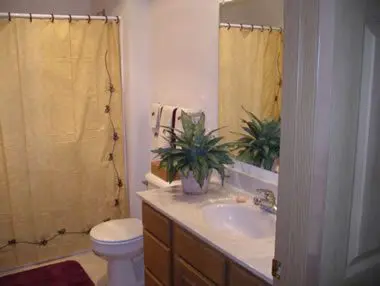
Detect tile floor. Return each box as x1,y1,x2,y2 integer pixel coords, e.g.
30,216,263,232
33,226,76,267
0,251,107,286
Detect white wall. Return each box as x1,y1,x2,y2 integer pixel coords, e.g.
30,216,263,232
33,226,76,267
151,0,219,130
220,0,283,27
92,0,219,218
0,0,92,14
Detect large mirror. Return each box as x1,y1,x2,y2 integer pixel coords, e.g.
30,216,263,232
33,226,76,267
218,0,284,173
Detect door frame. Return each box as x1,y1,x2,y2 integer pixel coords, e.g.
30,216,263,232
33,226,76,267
275,0,368,285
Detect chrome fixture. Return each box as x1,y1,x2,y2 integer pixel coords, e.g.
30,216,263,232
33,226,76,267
253,189,277,214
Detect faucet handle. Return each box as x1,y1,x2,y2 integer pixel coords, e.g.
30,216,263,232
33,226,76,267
255,189,276,203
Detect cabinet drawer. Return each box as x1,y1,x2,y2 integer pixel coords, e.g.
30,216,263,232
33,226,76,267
144,230,171,286
174,255,215,286
228,262,270,286
174,224,226,285
145,268,164,286
143,202,171,246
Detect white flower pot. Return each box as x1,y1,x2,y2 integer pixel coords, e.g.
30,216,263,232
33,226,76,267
180,172,210,195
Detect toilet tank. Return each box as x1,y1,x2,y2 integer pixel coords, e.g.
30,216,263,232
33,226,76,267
144,172,181,190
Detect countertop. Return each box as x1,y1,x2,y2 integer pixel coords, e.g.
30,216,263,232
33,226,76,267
137,183,275,284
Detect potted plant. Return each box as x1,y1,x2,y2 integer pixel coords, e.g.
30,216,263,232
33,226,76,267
232,107,281,171
152,111,233,195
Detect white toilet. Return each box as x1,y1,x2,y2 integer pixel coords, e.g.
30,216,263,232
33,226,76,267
90,218,144,286
89,173,178,286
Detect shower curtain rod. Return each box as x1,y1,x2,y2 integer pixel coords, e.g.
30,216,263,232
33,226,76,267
220,22,282,32
0,12,119,22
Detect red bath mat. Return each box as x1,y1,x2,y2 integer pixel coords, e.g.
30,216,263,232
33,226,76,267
0,260,94,286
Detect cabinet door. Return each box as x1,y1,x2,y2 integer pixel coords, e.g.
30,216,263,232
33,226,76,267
143,202,172,246
174,224,226,285
146,268,164,286
174,256,215,286
144,230,171,285
229,262,269,286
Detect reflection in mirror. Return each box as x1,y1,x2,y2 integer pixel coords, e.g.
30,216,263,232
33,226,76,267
218,0,283,173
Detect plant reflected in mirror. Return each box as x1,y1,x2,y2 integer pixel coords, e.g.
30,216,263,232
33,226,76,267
231,107,280,171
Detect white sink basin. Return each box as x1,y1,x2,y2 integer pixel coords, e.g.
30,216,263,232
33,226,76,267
202,204,276,239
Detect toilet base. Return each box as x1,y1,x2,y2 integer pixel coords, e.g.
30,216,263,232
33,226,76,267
107,255,144,286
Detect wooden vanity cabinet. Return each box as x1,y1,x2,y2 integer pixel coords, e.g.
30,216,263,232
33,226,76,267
174,256,215,286
142,202,171,245
142,202,271,286
144,230,171,285
173,224,226,285
143,203,172,286
228,262,269,286
146,268,164,286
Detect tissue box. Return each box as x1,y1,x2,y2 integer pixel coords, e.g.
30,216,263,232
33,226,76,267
151,161,180,182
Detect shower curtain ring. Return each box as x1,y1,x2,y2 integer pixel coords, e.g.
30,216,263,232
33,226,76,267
240,24,243,31
29,13,32,22
8,12,11,22
269,26,273,33
105,16,108,23
68,14,72,23
227,23,231,30
251,24,254,32
50,13,54,23
116,16,120,24
87,15,91,23
261,25,264,32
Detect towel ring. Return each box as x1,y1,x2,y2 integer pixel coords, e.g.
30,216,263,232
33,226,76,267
50,13,54,23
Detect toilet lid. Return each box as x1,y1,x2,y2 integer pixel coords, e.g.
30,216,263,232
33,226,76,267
90,218,143,243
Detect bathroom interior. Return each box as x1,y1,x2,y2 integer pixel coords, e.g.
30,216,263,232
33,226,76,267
1,0,380,286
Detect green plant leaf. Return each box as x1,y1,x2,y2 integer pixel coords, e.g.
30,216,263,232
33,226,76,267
194,113,206,136
151,110,233,186
242,106,262,128
233,107,281,170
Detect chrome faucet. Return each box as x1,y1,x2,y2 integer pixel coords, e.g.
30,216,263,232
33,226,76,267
253,189,277,214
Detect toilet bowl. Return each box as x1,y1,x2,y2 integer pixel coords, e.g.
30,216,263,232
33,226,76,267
90,218,144,286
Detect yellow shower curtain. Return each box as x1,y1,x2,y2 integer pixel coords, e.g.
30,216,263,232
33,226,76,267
219,28,283,142
0,18,127,269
